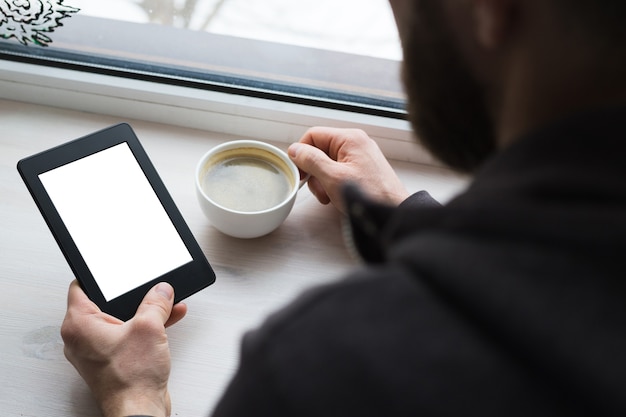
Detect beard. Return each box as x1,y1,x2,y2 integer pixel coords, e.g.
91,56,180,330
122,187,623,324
401,1,496,173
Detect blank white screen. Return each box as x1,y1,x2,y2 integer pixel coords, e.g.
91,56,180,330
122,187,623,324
39,142,193,301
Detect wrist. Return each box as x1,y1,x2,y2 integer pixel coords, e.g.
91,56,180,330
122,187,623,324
100,389,169,417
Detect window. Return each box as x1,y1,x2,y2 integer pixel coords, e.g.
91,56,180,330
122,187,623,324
0,0,406,118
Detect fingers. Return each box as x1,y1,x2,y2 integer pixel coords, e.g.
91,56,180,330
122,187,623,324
62,280,118,365
62,281,90,352
288,144,334,205
298,126,340,154
65,280,185,328
165,303,188,328
289,127,373,212
135,282,176,326
298,126,368,157
288,141,336,181
66,280,93,308
65,280,104,321
307,177,331,205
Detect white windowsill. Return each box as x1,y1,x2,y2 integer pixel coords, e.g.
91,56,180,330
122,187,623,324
0,59,438,165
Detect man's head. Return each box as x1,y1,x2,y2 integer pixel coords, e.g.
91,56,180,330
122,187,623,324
389,0,626,173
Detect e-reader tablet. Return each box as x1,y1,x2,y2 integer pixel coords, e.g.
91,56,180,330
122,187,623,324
17,123,215,321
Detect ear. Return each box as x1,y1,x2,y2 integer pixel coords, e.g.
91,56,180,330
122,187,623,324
472,0,518,49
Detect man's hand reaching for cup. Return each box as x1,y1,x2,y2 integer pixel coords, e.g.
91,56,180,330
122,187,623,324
288,127,409,213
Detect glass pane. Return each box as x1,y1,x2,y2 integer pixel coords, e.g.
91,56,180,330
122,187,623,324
0,0,405,117
72,0,401,60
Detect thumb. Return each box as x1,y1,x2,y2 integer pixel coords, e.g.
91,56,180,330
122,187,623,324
288,143,336,181
135,282,175,325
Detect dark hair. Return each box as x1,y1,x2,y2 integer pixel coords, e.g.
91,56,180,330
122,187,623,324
553,1,626,45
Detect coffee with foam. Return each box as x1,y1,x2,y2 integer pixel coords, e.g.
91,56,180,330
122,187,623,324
201,153,292,212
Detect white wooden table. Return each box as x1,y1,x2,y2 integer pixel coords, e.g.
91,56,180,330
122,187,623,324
0,99,466,416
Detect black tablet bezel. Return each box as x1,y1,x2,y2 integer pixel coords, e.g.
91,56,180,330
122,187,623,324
17,123,215,321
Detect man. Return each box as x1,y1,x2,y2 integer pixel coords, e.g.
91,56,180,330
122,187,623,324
61,0,626,416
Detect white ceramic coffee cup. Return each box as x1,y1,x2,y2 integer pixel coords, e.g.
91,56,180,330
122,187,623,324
196,140,307,238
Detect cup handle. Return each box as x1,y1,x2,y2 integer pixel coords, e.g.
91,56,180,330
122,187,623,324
299,173,311,190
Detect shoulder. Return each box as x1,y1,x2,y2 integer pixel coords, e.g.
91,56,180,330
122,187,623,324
245,264,426,350
217,260,585,416
215,266,433,416
234,265,524,415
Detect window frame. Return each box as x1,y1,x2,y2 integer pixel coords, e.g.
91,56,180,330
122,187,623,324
0,14,436,165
